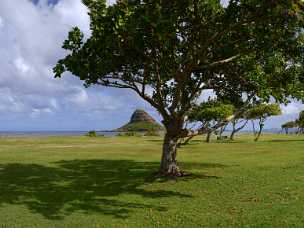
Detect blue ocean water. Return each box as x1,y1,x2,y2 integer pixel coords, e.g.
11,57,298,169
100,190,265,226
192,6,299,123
0,128,287,137
0,131,119,137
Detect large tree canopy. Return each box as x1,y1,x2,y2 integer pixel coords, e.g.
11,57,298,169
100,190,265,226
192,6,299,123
54,0,304,176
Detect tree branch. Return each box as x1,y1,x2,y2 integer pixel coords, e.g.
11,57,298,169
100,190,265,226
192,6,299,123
208,55,240,67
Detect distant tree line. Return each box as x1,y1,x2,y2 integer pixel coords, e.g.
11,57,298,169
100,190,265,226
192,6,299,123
181,99,304,143
281,111,304,135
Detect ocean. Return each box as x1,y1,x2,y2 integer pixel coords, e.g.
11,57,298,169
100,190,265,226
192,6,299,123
0,128,289,137
0,131,119,137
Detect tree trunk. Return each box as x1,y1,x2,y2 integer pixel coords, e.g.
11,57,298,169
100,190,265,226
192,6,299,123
230,120,237,141
254,128,262,141
252,120,257,137
206,130,212,143
230,130,236,141
159,117,184,176
179,134,195,146
219,124,227,138
254,121,264,142
159,133,182,176
230,119,248,141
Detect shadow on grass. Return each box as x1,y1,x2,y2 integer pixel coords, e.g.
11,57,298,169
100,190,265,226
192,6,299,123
146,138,246,145
0,159,223,220
179,139,246,146
266,139,304,143
145,139,163,143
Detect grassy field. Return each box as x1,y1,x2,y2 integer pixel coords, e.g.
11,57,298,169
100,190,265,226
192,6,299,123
0,134,304,227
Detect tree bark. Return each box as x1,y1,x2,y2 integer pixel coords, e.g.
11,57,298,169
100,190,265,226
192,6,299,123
206,130,212,143
230,119,248,141
254,120,264,142
230,120,237,141
219,124,227,138
159,133,181,176
179,134,195,146
159,117,184,176
252,120,257,137
230,130,236,141
254,127,263,141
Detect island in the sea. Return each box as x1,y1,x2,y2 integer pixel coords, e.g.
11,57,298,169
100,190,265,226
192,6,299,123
116,109,164,132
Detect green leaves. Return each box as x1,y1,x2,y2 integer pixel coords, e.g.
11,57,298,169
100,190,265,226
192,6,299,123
188,100,234,123
246,103,282,120
53,0,304,119
282,121,298,129
298,110,304,126
62,27,84,51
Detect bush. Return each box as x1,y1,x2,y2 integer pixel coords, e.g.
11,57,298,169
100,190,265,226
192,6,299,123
85,130,97,137
117,132,141,137
144,130,160,136
216,136,228,141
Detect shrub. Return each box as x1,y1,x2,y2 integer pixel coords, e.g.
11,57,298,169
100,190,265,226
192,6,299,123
85,130,97,137
125,132,141,137
117,132,141,137
144,130,160,136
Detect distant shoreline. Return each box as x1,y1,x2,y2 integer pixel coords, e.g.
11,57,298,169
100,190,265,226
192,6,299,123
0,131,118,137
0,128,290,137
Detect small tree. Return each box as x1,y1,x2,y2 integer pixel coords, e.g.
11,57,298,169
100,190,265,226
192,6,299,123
228,99,250,141
297,111,304,134
230,117,248,141
281,121,298,135
188,100,234,143
86,130,98,137
246,104,282,141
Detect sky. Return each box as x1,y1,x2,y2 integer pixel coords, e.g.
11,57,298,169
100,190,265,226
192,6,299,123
0,0,303,131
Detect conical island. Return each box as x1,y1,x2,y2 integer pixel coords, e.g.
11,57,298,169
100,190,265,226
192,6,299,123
117,109,163,132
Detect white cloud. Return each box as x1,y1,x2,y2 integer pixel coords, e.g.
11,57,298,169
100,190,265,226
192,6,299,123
14,57,31,74
107,0,116,5
30,107,53,119
50,98,59,110
68,87,89,105
107,0,229,7
197,89,217,103
0,16,4,28
281,102,304,115
221,0,230,7
0,0,151,130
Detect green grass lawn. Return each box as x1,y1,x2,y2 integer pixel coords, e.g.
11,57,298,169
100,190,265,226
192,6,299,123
0,134,304,227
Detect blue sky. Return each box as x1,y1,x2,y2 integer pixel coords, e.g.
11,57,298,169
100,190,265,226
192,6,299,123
0,0,303,131
31,0,60,5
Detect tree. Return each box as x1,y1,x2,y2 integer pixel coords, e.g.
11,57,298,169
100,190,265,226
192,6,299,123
281,121,297,134
230,117,248,141
246,104,282,141
54,0,304,176
226,98,249,141
188,100,234,143
297,111,304,134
